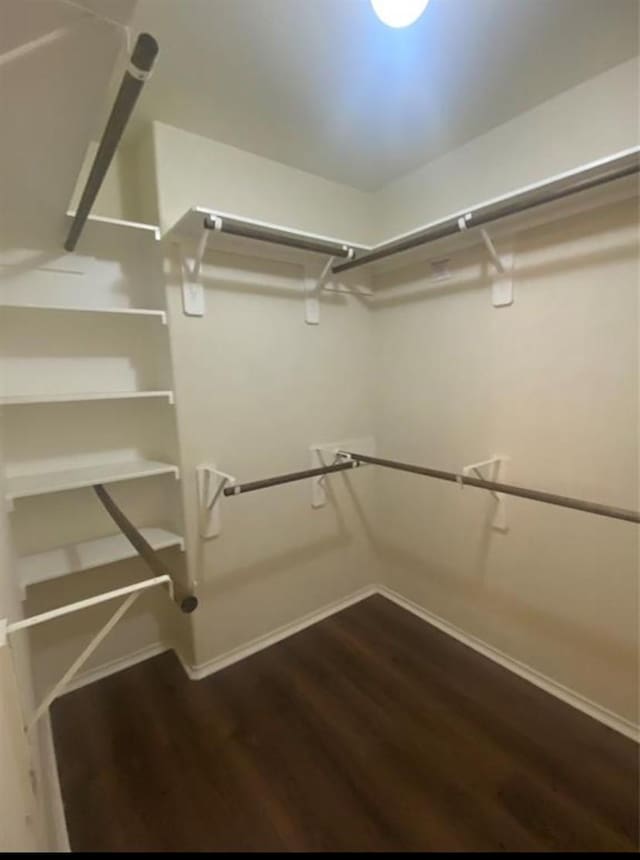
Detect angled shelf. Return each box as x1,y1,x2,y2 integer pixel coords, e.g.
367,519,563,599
18,528,184,589
5,459,179,505
0,391,174,406
0,303,167,323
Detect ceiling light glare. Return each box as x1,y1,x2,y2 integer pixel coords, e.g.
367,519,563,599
371,0,430,28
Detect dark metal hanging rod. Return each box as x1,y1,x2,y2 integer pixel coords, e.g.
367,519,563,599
203,214,355,258
64,33,159,252
223,452,640,525
223,459,361,497
332,149,640,274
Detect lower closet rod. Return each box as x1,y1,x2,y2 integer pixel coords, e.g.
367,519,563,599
223,452,639,524
345,453,640,525
223,459,361,496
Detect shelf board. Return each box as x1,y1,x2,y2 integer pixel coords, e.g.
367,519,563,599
65,211,161,241
19,528,184,588
166,206,371,267
0,303,167,322
0,391,174,406
5,459,179,504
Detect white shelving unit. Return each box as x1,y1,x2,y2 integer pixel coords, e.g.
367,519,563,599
18,528,184,589
0,391,174,406
1,213,186,594
5,460,179,505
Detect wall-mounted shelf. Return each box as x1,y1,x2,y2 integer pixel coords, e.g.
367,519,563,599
335,147,640,278
0,303,167,323
65,211,161,243
5,459,179,505
0,391,174,406
164,149,639,294
18,528,184,589
166,205,370,268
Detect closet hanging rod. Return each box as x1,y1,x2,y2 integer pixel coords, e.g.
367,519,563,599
94,484,198,613
223,451,639,524
332,149,640,274
223,459,361,496
203,214,355,258
64,32,159,252
344,453,640,524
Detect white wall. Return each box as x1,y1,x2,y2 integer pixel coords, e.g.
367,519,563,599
151,121,374,243
68,137,157,226
372,196,639,723
146,120,381,668
163,249,378,668
374,58,640,241
363,55,639,727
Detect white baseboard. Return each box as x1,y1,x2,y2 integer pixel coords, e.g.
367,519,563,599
180,585,378,681
377,584,639,743
61,642,169,696
39,713,70,852
51,583,637,744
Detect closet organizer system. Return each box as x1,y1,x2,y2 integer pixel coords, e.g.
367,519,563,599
2,33,193,732
2,32,640,728
197,146,640,527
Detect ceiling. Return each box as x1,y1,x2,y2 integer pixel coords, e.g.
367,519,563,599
129,0,639,191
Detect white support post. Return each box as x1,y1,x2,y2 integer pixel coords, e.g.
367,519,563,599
27,591,140,731
196,464,236,538
0,575,174,730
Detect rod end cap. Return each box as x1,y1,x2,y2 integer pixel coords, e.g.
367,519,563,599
180,595,199,614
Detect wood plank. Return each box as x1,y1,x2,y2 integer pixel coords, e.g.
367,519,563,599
51,595,639,852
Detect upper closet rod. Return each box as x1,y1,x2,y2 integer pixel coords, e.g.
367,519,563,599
64,33,158,252
203,214,355,258
332,149,640,274
224,452,639,524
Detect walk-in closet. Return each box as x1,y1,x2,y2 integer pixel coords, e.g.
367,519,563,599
1,0,638,852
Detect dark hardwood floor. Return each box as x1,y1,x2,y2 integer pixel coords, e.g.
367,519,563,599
51,595,639,852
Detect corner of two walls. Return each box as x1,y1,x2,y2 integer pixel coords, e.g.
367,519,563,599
150,121,381,670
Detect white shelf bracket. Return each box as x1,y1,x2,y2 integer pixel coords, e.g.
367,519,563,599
458,214,513,308
462,455,509,532
179,216,222,317
309,435,375,508
304,248,355,325
196,464,236,539
480,228,513,308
